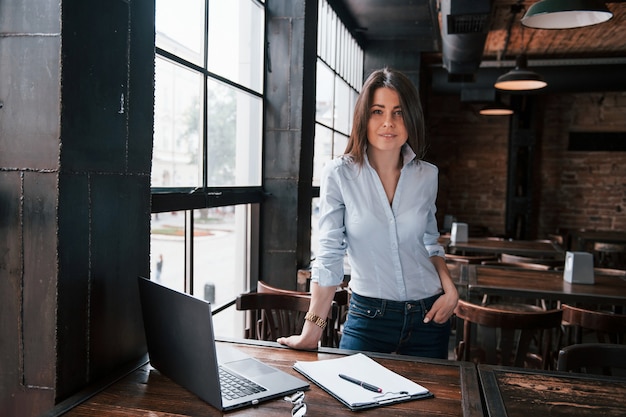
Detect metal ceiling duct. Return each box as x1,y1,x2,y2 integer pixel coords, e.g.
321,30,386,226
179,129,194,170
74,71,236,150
440,0,492,79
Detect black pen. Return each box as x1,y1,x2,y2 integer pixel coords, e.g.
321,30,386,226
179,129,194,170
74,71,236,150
338,373,382,393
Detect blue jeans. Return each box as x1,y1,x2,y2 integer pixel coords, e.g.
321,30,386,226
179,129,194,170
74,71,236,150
339,292,451,359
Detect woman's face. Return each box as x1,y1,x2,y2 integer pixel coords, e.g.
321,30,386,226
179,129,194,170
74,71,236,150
366,87,408,154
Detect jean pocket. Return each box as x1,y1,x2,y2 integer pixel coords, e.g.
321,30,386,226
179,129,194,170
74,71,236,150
428,317,452,328
348,299,381,319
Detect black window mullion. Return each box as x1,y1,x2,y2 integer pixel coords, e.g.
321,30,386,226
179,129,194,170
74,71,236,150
203,0,209,188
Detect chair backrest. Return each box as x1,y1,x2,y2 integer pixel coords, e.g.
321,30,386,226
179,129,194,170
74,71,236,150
454,299,563,369
256,280,349,347
445,254,498,264
557,343,626,377
257,280,310,296
236,292,312,341
257,280,350,305
553,266,626,277
561,304,626,344
593,242,626,269
500,253,563,267
593,267,626,277
593,242,626,253
480,261,552,270
235,292,339,347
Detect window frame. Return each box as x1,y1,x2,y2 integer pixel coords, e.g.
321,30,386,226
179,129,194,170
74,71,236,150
151,0,266,309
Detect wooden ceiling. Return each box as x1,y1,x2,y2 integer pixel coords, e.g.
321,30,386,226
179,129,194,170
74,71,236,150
331,0,626,66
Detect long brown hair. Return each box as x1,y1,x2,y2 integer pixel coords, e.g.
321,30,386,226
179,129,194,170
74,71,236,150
344,68,425,164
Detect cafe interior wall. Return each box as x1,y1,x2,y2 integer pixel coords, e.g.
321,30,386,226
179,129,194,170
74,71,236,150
426,90,626,241
0,1,154,416
426,94,510,237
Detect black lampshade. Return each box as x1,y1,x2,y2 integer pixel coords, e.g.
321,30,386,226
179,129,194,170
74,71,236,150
494,55,547,91
479,101,514,116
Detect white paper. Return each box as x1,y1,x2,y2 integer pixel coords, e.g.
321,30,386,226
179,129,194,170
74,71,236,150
293,353,430,407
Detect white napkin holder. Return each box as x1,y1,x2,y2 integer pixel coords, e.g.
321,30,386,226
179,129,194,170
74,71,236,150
450,222,468,244
563,251,594,284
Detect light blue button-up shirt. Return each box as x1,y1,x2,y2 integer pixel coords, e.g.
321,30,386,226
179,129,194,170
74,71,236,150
312,144,446,301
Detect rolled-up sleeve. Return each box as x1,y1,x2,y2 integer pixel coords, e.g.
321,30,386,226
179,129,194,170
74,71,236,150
311,161,348,287
424,194,445,258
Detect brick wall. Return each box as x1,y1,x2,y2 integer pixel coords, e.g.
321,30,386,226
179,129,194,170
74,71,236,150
426,92,626,240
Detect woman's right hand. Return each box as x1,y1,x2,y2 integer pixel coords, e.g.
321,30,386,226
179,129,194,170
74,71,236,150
277,321,325,350
277,281,339,350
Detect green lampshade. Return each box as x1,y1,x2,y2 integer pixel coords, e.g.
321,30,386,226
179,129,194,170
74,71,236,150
494,55,547,91
521,0,613,29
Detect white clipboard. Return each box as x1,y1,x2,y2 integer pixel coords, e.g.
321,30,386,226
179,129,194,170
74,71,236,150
293,353,433,411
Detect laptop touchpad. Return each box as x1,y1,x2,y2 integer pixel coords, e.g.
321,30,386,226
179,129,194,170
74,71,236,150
226,358,278,378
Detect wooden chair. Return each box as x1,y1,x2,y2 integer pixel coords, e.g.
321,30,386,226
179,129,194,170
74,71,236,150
593,267,626,277
480,261,552,271
593,242,626,269
553,266,626,277
547,233,565,247
561,304,626,345
257,280,349,304
500,253,563,267
445,253,498,264
235,292,340,348
557,343,626,377
454,299,563,369
257,280,310,297
477,262,553,309
257,280,349,343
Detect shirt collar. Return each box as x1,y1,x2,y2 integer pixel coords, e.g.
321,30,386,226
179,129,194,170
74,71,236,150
401,143,417,167
363,143,417,169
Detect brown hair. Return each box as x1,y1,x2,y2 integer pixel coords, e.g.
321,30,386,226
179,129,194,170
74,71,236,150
344,67,425,164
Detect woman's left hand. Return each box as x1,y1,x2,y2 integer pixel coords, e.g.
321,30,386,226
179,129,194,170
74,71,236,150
423,289,458,324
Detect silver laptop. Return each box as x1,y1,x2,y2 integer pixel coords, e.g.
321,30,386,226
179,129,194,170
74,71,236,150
137,276,309,411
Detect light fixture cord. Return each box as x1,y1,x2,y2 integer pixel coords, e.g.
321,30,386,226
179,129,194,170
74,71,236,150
501,0,524,60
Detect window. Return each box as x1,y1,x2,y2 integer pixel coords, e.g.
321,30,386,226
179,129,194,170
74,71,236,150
313,1,363,186
312,0,363,258
151,0,265,338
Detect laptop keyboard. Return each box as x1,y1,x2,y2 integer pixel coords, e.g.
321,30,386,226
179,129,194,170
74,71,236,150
219,366,267,400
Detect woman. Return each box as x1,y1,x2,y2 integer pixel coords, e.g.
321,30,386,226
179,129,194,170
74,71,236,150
278,68,458,359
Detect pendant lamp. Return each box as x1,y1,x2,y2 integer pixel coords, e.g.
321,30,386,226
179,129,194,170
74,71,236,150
494,54,547,91
521,0,613,29
479,101,514,116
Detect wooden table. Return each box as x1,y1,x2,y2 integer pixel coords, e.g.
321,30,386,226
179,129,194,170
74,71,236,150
467,265,626,307
570,229,626,251
49,339,484,417
478,364,626,417
447,238,564,258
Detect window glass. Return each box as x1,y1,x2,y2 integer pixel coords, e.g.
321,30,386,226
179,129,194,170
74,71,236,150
208,0,265,93
316,62,335,127
153,58,203,187
311,197,320,259
349,88,358,133
155,0,205,66
334,76,351,135
206,79,262,186
313,124,333,187
192,205,249,337
150,211,186,293
333,132,348,159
